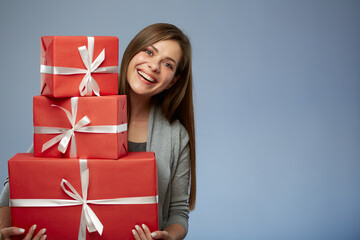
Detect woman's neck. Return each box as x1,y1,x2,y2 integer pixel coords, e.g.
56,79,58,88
127,91,151,143
129,91,151,120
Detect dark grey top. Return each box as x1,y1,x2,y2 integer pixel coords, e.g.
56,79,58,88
128,141,147,152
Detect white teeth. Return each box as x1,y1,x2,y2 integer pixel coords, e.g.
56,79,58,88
138,71,155,83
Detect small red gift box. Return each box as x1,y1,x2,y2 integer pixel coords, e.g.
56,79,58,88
9,152,159,240
33,95,127,159
41,36,119,97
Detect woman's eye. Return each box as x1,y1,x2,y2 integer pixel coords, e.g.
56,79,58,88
145,49,153,56
164,62,173,70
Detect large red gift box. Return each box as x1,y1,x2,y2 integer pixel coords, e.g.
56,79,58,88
41,36,119,97
33,95,127,159
9,152,159,240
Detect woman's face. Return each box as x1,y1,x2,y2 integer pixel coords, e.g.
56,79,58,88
127,40,182,99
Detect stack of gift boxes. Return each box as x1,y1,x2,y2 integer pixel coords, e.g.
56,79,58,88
8,36,159,239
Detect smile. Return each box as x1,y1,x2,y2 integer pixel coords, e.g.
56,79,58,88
137,70,155,83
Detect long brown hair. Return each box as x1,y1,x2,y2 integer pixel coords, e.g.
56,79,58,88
119,23,196,210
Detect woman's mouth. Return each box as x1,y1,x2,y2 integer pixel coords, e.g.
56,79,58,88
137,70,155,83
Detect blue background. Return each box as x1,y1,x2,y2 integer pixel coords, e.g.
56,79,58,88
1,0,360,239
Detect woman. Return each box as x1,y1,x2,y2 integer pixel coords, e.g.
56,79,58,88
0,23,196,240
120,23,196,240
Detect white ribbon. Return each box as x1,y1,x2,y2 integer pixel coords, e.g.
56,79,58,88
40,36,119,96
34,97,127,158
10,159,158,240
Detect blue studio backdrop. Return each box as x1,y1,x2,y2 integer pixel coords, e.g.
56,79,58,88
0,1,359,239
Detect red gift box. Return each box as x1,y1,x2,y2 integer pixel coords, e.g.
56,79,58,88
9,152,159,240
41,36,119,97
33,95,127,159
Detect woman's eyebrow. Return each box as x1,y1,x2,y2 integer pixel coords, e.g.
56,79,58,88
149,45,159,53
149,45,177,65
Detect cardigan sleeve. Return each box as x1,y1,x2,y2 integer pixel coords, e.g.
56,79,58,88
163,124,191,233
0,180,9,207
147,105,191,233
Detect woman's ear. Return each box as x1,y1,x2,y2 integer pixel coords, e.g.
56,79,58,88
166,75,180,89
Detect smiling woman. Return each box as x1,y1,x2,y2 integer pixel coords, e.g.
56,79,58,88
119,23,196,240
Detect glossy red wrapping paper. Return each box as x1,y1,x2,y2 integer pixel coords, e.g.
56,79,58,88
8,152,159,239
41,36,119,97
33,95,127,159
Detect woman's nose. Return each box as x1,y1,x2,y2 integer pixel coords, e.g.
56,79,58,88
148,59,160,72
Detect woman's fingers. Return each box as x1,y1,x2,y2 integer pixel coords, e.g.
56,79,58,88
132,226,141,240
32,228,46,240
135,225,146,239
40,234,48,240
151,230,170,240
1,227,25,240
141,224,154,239
1,225,47,240
132,224,153,240
22,224,37,240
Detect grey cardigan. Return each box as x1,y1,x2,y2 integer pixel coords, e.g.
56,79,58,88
0,104,191,232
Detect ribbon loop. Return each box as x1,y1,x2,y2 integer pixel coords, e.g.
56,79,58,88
58,131,74,154
61,179,83,202
78,46,91,70
51,104,74,125
91,49,105,71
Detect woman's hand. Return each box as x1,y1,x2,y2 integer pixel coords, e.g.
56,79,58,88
132,224,174,240
0,224,47,240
